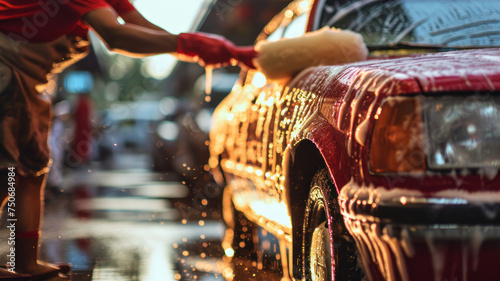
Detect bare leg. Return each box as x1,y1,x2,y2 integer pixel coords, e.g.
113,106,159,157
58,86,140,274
14,173,44,273
0,171,67,280
13,173,66,279
0,171,24,277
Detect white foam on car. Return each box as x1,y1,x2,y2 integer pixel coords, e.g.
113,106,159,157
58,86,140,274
254,27,368,80
339,180,500,281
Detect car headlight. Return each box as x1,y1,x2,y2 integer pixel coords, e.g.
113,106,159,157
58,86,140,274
369,95,500,173
425,96,500,169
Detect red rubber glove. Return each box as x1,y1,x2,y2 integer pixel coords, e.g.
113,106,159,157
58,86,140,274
232,46,257,69
177,32,235,67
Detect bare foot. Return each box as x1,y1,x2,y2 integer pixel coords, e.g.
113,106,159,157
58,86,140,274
0,267,29,279
36,261,70,273
11,261,69,279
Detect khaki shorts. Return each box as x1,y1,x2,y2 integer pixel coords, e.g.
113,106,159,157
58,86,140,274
0,32,88,176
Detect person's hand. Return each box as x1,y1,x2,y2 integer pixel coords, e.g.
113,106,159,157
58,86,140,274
177,32,236,67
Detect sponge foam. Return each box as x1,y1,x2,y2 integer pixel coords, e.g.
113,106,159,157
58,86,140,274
254,27,368,80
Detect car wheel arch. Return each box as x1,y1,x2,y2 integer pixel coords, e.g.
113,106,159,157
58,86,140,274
286,139,339,279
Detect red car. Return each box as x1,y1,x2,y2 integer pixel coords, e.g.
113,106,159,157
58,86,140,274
209,0,500,280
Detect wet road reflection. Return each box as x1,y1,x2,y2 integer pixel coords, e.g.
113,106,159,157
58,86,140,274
0,153,283,280
0,153,224,281
173,239,283,281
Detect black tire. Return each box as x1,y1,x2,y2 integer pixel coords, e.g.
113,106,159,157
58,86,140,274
303,169,363,281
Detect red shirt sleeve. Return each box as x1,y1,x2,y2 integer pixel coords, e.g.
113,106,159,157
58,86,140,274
108,0,136,16
0,0,136,42
67,0,136,17
67,0,136,37
66,0,111,18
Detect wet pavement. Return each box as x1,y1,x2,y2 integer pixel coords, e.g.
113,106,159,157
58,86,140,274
0,152,274,281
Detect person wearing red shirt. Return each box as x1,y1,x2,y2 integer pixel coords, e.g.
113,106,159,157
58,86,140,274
0,0,257,280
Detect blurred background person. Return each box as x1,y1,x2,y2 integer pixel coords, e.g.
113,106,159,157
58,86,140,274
71,91,95,167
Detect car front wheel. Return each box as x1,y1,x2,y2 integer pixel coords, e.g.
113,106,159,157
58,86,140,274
303,169,363,281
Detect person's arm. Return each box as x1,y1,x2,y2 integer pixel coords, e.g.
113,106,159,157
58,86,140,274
119,9,165,32
82,7,177,57
82,7,257,67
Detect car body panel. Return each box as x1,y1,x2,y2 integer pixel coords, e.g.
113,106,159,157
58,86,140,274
211,48,500,238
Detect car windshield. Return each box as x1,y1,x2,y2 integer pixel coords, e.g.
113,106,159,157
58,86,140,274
317,0,500,48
